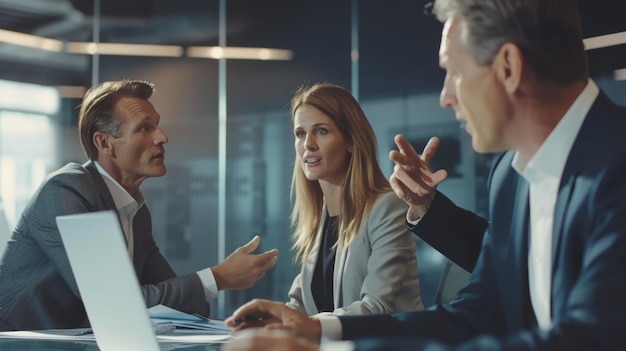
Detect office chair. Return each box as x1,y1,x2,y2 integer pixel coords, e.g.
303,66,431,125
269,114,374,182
434,259,472,305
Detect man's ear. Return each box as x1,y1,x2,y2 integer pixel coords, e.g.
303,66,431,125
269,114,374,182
493,42,523,94
93,131,115,157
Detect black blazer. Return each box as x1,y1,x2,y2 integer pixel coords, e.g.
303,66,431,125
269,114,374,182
0,161,209,331
341,92,626,350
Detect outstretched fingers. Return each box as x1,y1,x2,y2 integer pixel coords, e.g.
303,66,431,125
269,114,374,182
239,235,261,254
256,250,279,271
420,136,440,165
394,134,421,161
393,164,434,197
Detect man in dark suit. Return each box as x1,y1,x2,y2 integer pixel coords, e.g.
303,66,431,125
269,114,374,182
0,80,278,331
221,0,626,350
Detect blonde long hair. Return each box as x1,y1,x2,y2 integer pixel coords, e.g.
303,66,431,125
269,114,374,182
290,83,391,266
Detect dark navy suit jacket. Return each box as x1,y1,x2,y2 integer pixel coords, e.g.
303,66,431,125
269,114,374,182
340,92,626,350
0,161,209,331
411,191,487,273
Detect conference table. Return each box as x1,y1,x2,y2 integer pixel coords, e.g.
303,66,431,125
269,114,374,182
0,338,224,350
0,305,232,349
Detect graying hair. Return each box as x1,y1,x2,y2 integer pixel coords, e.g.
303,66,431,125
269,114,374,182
433,0,587,84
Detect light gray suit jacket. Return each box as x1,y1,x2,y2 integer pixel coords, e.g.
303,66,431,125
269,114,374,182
286,192,423,316
0,161,209,331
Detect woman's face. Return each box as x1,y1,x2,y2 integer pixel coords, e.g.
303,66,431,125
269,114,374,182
293,105,352,185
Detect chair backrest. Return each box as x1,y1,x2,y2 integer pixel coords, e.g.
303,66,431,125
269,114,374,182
434,259,472,305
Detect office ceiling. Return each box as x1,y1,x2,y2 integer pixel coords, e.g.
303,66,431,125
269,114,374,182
0,0,625,110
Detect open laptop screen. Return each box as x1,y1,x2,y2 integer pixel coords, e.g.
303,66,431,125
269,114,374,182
56,210,160,351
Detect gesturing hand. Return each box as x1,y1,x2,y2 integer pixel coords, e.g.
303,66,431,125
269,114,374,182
212,236,278,290
389,134,448,220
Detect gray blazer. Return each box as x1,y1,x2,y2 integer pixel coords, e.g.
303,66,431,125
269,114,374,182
0,161,209,331
286,192,423,316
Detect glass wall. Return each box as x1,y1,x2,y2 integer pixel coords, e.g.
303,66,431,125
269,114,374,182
0,81,58,228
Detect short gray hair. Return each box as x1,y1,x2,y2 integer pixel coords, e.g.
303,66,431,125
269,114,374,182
433,0,587,84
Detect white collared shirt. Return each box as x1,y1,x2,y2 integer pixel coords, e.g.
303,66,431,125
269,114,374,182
94,162,142,260
512,79,599,330
94,162,218,301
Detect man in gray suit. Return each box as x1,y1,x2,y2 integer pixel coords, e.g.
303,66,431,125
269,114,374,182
0,80,278,331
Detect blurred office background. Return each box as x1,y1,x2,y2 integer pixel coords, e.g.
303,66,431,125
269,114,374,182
0,0,625,318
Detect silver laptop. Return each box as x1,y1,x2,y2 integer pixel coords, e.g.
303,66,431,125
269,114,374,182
56,210,160,351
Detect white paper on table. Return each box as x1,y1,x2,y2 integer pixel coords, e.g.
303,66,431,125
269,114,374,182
0,329,231,344
148,304,232,334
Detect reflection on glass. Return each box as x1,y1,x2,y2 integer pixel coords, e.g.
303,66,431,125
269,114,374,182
0,80,57,227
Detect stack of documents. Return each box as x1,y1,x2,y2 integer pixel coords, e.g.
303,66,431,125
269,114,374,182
0,305,232,344
148,304,232,335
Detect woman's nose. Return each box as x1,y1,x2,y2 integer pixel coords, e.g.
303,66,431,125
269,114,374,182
304,133,317,149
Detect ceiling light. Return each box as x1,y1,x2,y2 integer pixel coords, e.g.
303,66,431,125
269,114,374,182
583,31,626,50
0,29,63,52
0,29,293,61
66,42,184,57
186,46,294,60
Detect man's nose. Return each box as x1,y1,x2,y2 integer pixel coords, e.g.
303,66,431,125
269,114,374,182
155,127,168,144
439,76,456,109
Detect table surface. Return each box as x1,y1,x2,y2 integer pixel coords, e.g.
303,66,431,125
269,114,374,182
0,338,224,350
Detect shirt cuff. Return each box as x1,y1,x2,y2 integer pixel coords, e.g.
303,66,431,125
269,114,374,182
320,341,354,351
196,268,218,301
316,314,343,342
406,208,421,226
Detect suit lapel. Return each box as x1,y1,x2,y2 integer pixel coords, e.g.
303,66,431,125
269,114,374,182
82,161,134,260
551,173,576,273
302,207,327,315
83,161,117,212
333,235,348,309
490,153,535,331
508,177,534,330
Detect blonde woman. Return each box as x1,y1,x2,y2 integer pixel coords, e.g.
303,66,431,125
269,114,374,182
286,83,422,316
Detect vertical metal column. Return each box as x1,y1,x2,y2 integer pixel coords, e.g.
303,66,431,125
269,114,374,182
351,0,359,101
216,0,227,317
91,0,100,85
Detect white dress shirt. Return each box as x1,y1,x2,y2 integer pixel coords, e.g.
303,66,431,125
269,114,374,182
94,162,218,301
512,79,598,330
95,162,141,259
